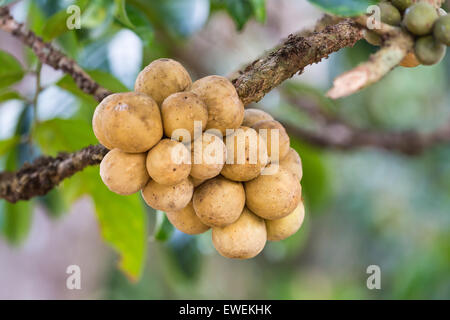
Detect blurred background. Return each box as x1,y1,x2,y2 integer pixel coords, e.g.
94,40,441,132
0,0,449,299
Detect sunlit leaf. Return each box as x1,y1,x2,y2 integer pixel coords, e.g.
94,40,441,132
126,3,154,47
211,0,267,30
0,51,24,89
39,189,67,219
42,10,71,41
153,211,174,242
290,137,330,211
308,0,380,17
88,70,129,92
114,0,134,28
0,136,20,156
34,118,97,155
27,0,46,36
62,166,148,280
0,90,23,103
1,200,33,245
249,0,266,23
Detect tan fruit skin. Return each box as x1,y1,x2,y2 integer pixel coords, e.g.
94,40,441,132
242,108,274,127
252,120,290,161
161,92,208,141
245,167,301,220
98,92,163,153
92,102,114,150
193,176,245,227
100,149,149,195
190,132,227,180
166,201,210,235
266,201,305,241
212,207,267,259
190,75,244,135
134,58,192,106
141,177,193,212
280,148,303,181
146,139,191,185
190,176,207,187
221,127,268,181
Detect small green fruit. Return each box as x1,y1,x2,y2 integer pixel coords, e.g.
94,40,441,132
434,15,450,46
414,36,447,65
391,0,413,11
379,2,401,26
403,2,439,36
363,30,382,46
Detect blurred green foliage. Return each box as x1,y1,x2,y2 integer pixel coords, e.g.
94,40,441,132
0,0,449,299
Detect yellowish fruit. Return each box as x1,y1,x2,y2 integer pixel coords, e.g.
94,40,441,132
280,148,302,180
190,75,244,135
146,139,191,185
252,120,290,161
190,176,207,187
266,201,305,241
212,207,267,259
166,201,210,235
242,108,274,127
92,101,114,149
100,149,149,195
96,92,163,153
193,176,245,227
134,58,192,105
161,92,208,141
141,178,193,212
245,167,301,220
190,132,227,180
221,127,268,181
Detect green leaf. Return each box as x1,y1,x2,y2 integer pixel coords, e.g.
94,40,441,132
87,70,129,92
42,10,71,41
42,0,91,41
34,118,98,155
39,189,67,219
249,0,266,23
0,136,20,156
27,0,46,36
290,138,330,211
153,211,174,242
0,90,23,103
225,0,254,30
126,4,154,47
308,0,380,17
56,74,98,103
114,0,134,28
1,200,33,245
212,0,267,30
0,51,24,89
62,166,148,280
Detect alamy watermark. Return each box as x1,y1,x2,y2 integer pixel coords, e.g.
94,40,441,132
366,265,381,290
66,265,81,290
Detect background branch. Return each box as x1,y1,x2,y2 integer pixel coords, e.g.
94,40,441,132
0,6,448,203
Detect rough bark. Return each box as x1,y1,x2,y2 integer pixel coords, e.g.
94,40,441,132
0,145,108,202
231,20,363,105
0,7,111,102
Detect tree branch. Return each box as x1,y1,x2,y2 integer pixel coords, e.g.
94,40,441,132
0,145,108,203
231,19,363,105
0,7,111,102
282,94,450,155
